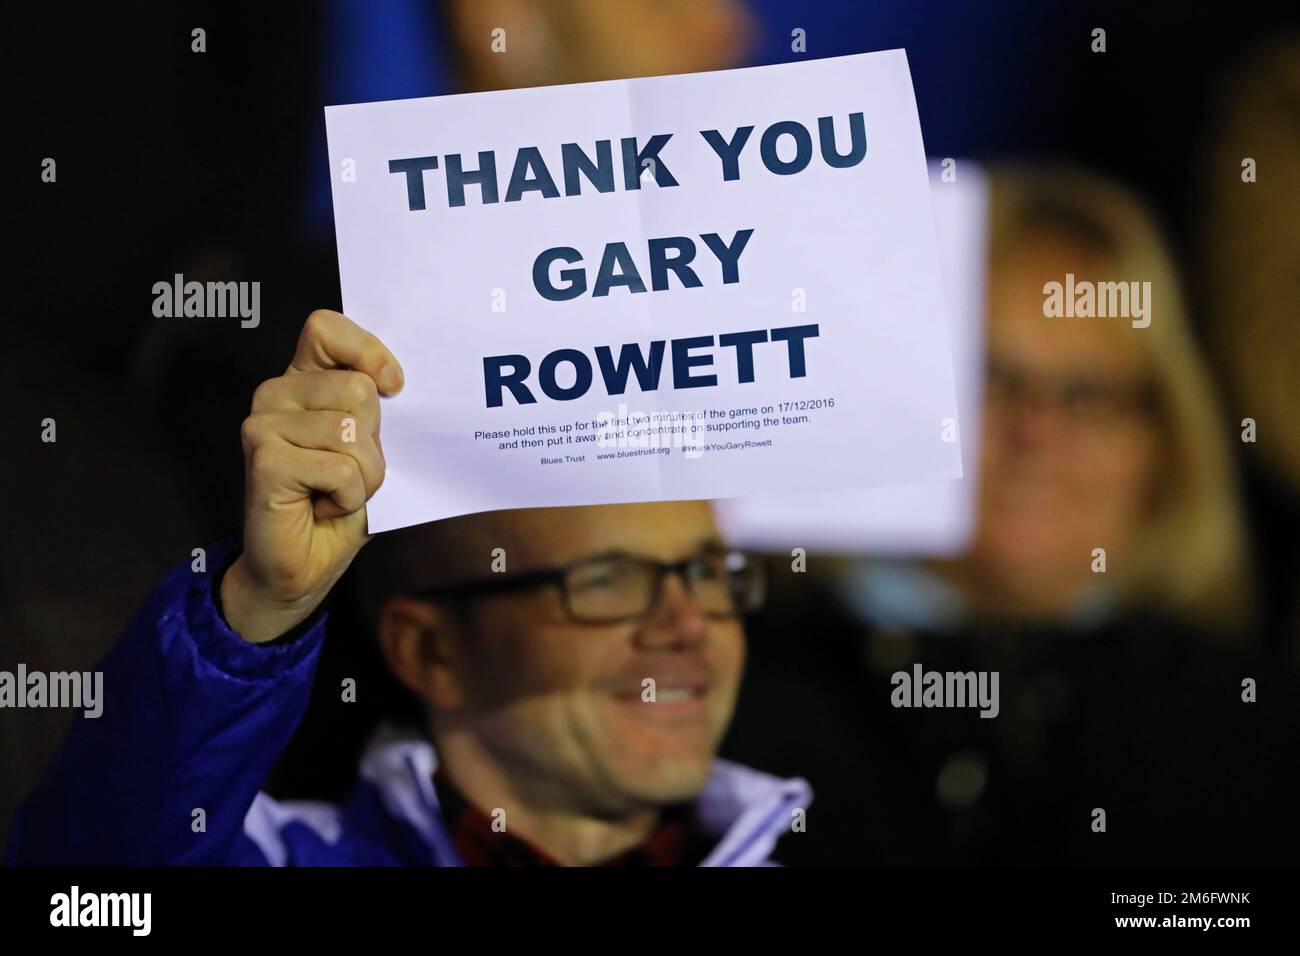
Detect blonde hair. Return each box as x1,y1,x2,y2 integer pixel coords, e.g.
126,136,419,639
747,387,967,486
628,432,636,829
985,163,1252,635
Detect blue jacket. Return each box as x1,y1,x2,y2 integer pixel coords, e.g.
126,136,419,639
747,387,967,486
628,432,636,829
5,547,811,866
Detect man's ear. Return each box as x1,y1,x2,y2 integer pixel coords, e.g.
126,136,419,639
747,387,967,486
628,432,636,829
376,598,470,711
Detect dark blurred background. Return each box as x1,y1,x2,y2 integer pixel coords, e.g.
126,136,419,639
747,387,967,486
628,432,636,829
6,0,1300,861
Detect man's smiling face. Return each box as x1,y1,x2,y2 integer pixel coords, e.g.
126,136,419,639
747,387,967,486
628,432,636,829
400,501,748,816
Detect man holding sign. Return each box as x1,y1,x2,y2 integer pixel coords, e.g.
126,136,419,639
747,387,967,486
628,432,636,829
6,310,806,866
7,50,954,866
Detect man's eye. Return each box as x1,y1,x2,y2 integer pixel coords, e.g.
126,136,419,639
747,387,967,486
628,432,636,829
689,558,727,581
571,566,623,590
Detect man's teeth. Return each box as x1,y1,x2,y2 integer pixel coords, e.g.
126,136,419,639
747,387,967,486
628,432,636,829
657,688,697,702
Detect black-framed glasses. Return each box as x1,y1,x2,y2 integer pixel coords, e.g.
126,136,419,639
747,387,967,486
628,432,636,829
411,547,766,624
985,356,1159,425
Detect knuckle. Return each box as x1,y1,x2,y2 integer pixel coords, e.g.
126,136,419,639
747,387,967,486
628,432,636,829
239,414,264,449
343,370,377,407
250,378,278,412
304,309,334,342
336,454,361,487
247,444,279,484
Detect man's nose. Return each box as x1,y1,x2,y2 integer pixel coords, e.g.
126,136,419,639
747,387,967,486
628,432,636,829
634,572,710,650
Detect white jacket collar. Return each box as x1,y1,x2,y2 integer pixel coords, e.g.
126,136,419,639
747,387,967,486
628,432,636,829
356,726,811,867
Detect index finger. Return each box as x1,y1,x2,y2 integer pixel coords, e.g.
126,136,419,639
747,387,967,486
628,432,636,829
288,310,404,395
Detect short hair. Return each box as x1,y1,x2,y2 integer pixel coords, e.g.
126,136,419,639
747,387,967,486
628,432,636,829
350,510,507,633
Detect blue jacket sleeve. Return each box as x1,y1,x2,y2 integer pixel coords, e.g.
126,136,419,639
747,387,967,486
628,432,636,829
4,542,327,865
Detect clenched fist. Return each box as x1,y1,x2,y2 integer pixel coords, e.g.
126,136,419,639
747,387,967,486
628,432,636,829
220,310,404,643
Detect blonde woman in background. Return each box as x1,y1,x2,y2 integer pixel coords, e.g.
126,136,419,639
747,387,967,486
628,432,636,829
931,163,1251,638
721,163,1298,866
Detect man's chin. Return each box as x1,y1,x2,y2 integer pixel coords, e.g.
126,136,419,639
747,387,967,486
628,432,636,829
603,744,716,807
590,694,730,804
613,767,712,809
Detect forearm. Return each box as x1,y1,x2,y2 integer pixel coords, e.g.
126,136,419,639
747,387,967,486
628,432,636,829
5,543,326,865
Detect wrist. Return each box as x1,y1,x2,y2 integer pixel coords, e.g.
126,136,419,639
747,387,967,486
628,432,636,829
219,556,318,644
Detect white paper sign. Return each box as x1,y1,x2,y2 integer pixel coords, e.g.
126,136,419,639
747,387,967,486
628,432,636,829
716,162,989,555
325,49,961,533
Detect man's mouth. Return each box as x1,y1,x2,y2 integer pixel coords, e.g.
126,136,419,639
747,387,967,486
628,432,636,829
612,681,708,699
655,686,703,703
608,674,713,718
